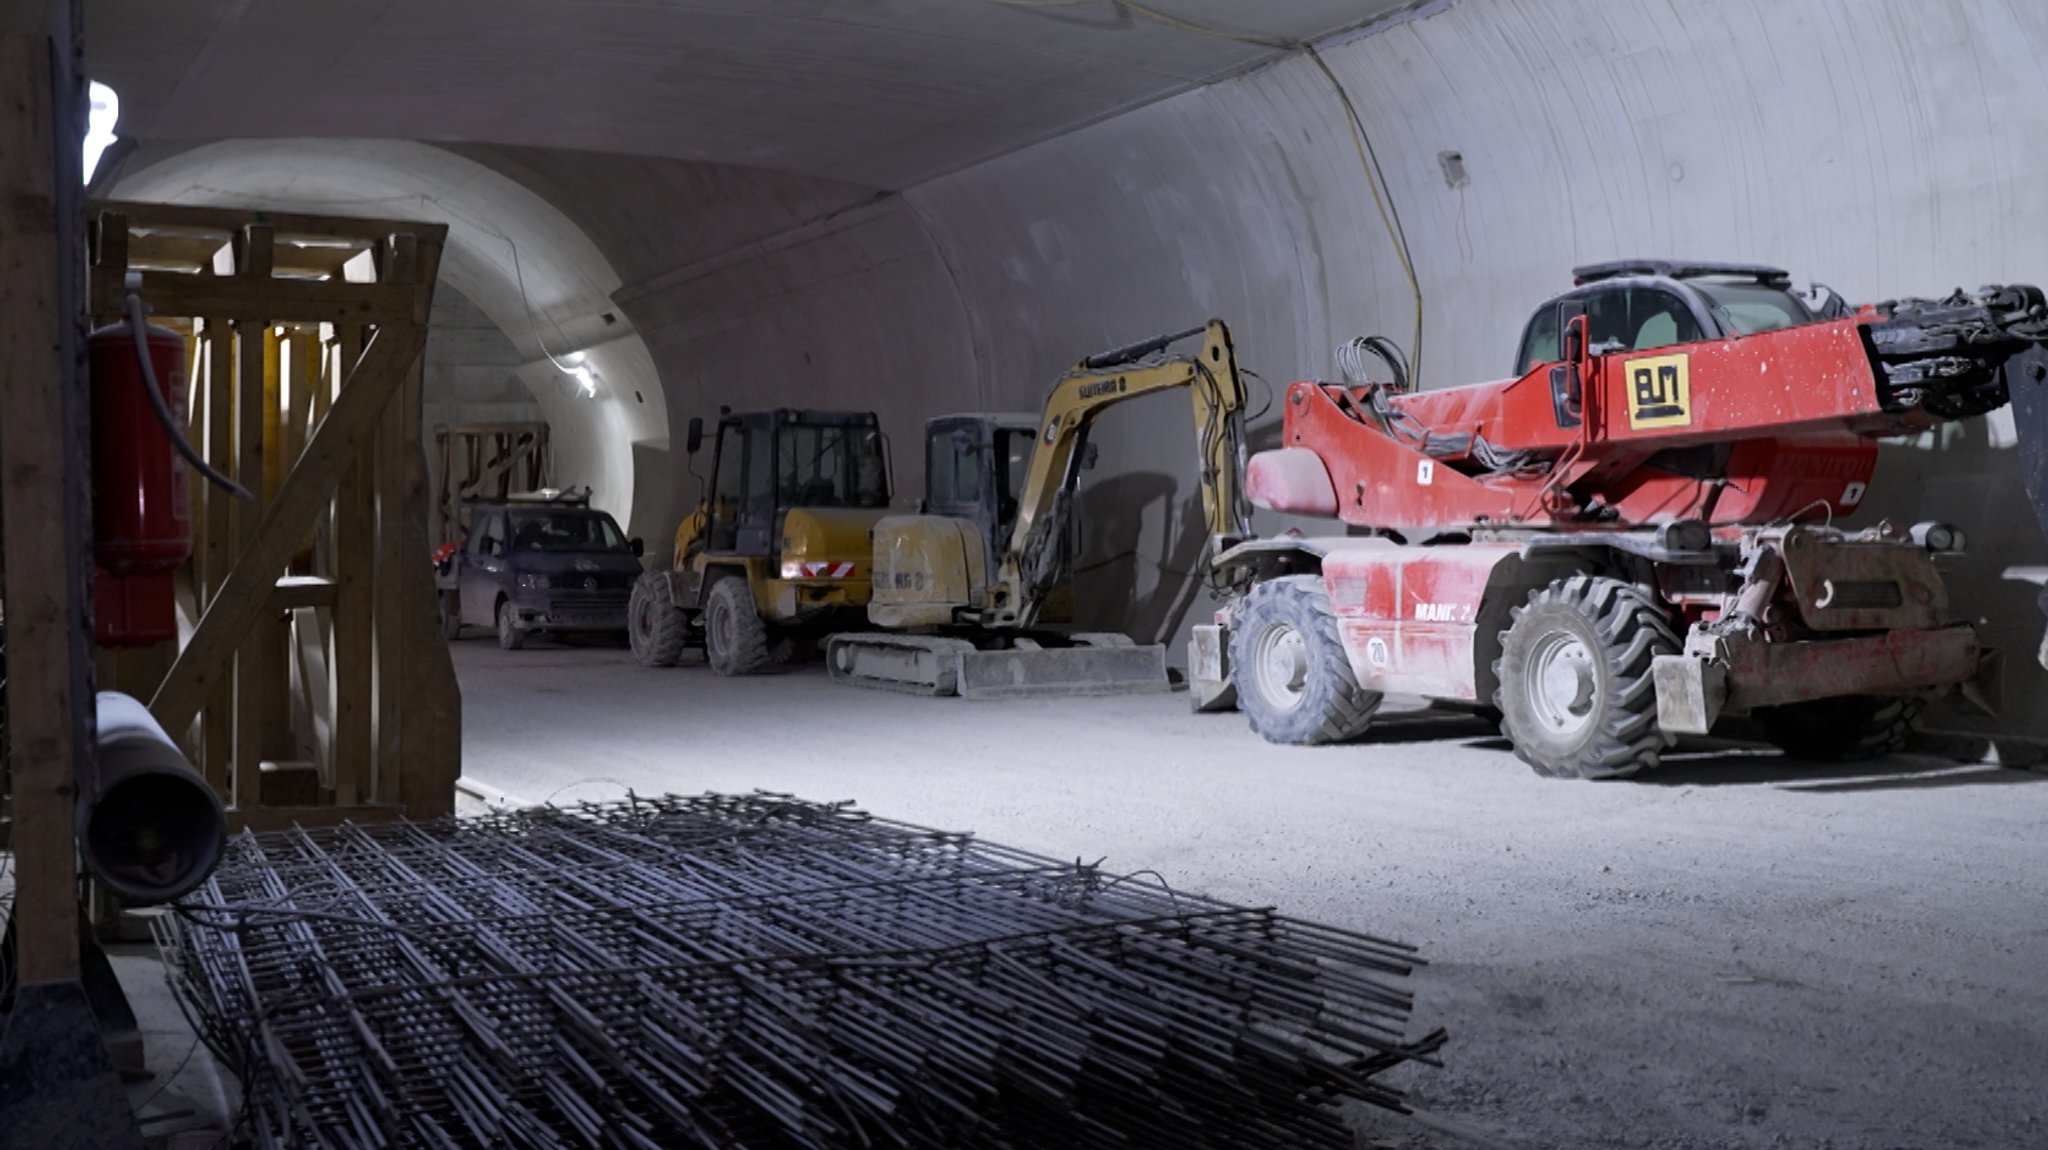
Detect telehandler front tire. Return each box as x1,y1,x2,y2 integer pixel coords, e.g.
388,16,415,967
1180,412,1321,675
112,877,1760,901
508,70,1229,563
1494,575,1678,780
1230,576,1380,745
628,571,690,668
704,575,773,676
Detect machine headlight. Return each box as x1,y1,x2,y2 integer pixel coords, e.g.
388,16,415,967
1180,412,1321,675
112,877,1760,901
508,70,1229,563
1909,521,1966,554
780,561,804,580
516,574,552,589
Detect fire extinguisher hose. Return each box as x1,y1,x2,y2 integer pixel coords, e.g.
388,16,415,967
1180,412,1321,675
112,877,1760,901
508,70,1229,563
123,290,253,503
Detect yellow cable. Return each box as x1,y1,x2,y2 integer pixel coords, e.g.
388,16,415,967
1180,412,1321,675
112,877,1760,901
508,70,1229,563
972,0,1425,385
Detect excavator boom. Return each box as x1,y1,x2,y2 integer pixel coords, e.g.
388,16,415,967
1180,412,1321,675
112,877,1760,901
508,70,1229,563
991,319,1251,628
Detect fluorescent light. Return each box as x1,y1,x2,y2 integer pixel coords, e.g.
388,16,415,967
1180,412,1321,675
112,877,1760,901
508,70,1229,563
83,81,119,184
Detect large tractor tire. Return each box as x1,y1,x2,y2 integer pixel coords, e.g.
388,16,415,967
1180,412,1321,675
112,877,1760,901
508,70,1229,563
1494,575,1679,780
1754,695,1921,762
628,571,690,667
1230,575,1381,745
704,575,774,676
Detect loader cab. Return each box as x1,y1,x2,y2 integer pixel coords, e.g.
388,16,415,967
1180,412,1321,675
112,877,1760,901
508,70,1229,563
1516,260,1818,375
923,413,1039,575
697,408,893,557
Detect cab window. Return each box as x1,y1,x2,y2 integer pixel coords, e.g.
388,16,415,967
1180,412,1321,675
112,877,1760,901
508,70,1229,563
1628,288,1702,351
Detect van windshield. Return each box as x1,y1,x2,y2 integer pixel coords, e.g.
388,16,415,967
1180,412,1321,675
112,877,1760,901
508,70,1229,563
506,511,629,552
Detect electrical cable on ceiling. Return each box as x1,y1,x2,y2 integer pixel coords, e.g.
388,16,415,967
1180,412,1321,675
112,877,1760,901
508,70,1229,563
974,0,1426,386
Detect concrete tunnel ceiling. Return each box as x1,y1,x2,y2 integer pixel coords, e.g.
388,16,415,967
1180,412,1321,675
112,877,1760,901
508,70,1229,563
71,0,2048,743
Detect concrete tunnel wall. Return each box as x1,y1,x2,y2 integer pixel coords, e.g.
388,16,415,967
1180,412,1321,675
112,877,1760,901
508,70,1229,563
597,0,2048,744
105,0,2048,746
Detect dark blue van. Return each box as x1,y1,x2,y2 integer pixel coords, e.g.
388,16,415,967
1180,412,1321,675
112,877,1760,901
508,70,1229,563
437,492,644,649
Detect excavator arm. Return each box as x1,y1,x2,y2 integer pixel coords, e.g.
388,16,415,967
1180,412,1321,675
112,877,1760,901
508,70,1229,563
987,320,1252,628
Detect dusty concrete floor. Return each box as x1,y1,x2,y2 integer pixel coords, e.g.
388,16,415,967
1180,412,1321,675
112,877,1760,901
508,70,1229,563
452,637,2048,1150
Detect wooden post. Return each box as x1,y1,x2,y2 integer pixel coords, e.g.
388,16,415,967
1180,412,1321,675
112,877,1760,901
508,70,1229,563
0,33,82,984
332,324,372,807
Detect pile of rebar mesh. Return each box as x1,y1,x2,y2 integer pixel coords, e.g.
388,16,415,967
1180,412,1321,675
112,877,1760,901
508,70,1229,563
158,793,1443,1150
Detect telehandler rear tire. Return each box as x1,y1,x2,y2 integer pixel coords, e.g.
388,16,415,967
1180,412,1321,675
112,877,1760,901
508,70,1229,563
704,575,773,676
628,571,689,668
1494,575,1678,780
1230,576,1381,745
1754,694,1920,762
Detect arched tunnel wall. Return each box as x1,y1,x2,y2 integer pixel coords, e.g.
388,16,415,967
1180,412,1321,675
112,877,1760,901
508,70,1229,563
600,0,2048,743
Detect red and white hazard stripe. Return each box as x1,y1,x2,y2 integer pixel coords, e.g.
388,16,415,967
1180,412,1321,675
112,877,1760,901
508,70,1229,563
802,561,857,578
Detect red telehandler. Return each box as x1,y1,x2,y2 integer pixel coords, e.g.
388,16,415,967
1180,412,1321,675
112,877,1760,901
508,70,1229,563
1195,261,2048,778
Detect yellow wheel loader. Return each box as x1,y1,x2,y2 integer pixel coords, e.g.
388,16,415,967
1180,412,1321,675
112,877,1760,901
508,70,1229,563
629,408,891,675
826,319,1253,698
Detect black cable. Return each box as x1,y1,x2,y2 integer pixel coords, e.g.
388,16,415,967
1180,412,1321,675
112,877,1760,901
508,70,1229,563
123,293,252,503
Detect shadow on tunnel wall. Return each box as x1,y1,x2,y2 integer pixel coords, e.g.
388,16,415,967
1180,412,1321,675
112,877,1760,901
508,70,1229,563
1071,472,1216,650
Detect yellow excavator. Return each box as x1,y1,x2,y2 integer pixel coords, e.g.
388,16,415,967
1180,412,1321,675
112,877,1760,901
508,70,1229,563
826,319,1253,697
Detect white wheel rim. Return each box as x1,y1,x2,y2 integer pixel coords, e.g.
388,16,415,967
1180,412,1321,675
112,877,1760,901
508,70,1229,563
1252,622,1310,712
1527,630,1597,736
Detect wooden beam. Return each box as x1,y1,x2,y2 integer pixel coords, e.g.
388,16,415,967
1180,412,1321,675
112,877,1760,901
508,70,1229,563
271,575,337,610
94,200,439,249
0,33,81,984
233,316,268,809
91,270,417,326
332,324,372,808
199,321,232,791
149,324,427,738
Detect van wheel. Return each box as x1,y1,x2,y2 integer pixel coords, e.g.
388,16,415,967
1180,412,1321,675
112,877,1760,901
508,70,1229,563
496,600,525,651
704,577,772,676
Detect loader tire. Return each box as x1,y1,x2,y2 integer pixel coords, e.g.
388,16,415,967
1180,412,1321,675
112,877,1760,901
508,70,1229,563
628,571,689,668
1230,576,1381,745
704,576,773,676
772,632,819,667
1494,575,1679,780
1755,695,1921,762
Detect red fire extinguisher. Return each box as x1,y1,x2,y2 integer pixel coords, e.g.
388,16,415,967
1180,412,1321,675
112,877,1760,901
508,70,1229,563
89,313,191,647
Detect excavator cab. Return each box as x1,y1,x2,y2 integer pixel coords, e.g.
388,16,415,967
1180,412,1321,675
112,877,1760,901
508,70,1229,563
920,413,1052,605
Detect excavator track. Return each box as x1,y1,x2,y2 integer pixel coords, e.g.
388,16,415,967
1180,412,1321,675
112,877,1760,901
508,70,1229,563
826,632,1172,699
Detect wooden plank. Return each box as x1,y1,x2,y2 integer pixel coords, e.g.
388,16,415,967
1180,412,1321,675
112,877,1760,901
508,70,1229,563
95,200,439,248
331,324,372,808
90,270,418,326
233,316,268,809
0,34,82,984
374,356,409,806
228,805,404,834
397,239,462,818
199,320,233,787
148,323,427,738
272,575,337,610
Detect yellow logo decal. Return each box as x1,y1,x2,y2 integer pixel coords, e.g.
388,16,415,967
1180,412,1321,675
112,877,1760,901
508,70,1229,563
1625,353,1691,429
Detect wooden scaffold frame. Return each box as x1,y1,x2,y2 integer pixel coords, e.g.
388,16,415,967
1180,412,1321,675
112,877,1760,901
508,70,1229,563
91,200,460,829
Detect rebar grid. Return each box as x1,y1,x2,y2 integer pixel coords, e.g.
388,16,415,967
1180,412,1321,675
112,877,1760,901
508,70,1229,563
158,793,1442,1149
